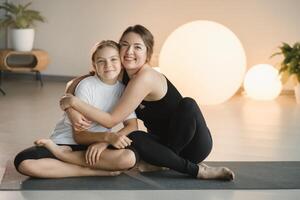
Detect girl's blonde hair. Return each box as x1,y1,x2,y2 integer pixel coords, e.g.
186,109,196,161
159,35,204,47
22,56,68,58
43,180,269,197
91,40,120,63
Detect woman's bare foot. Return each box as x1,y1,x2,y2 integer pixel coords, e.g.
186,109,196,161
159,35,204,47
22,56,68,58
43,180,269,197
197,163,234,181
137,160,169,172
34,139,72,158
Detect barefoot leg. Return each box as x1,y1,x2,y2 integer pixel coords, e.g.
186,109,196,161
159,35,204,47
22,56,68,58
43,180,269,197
18,158,120,178
35,139,72,156
57,148,137,171
35,139,94,167
35,139,136,171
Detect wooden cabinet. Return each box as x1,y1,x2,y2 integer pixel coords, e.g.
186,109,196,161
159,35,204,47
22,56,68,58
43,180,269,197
0,49,49,95
0,49,49,72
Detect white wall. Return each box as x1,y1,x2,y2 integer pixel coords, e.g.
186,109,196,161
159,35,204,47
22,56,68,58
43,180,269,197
6,0,300,88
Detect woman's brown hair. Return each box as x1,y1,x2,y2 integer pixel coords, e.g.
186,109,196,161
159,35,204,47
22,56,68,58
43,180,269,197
119,25,154,63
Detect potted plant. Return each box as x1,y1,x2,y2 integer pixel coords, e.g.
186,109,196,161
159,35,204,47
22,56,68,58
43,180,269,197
271,42,300,103
0,2,45,51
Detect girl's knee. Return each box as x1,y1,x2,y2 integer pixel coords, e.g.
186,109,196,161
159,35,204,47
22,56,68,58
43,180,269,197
18,160,39,177
117,150,136,170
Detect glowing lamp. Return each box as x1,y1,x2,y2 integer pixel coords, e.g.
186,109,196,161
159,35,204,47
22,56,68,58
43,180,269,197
243,64,282,100
159,20,246,105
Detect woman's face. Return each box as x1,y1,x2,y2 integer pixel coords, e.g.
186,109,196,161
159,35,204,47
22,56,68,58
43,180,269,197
119,32,147,70
93,47,121,84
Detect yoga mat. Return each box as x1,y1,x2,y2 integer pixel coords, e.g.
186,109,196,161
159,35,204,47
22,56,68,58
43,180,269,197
1,161,300,190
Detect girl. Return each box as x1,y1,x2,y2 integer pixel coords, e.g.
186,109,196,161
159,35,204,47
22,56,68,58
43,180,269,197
14,40,138,178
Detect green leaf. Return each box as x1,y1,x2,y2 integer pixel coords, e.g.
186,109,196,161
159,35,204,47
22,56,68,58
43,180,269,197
270,52,282,58
272,41,300,82
0,1,45,28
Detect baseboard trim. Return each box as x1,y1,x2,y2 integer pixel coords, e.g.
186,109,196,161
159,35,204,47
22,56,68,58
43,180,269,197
0,71,295,95
0,71,76,82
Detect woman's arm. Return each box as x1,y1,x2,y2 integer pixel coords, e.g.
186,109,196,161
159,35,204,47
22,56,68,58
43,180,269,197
117,118,138,136
64,73,94,129
64,70,153,128
65,73,94,94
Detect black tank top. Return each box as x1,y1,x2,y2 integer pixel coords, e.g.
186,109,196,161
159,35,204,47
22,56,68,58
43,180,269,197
123,72,182,135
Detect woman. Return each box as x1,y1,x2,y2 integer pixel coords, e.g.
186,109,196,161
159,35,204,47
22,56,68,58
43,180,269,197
62,25,234,180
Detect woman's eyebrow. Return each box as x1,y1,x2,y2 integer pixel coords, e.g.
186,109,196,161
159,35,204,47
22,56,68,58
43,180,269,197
120,41,129,44
120,41,143,46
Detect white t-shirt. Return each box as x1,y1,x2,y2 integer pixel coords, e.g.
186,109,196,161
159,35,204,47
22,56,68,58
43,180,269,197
50,75,136,144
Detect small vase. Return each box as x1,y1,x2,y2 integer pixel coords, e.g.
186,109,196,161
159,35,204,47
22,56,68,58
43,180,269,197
11,28,35,51
295,83,300,104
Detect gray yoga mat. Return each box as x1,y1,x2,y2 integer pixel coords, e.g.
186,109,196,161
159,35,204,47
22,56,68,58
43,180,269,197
1,161,300,190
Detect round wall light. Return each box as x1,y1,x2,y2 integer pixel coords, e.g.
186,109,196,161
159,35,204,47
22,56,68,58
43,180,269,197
159,20,246,105
243,64,282,100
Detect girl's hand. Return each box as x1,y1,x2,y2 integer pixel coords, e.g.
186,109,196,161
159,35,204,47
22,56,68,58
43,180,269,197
66,108,92,131
60,94,75,111
85,142,108,166
107,133,132,149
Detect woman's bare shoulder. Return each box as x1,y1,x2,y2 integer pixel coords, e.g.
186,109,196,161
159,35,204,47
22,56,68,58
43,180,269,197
136,66,162,82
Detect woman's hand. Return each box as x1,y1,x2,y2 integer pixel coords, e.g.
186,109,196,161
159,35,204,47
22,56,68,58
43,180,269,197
85,142,108,166
66,108,92,131
107,133,132,149
60,94,76,111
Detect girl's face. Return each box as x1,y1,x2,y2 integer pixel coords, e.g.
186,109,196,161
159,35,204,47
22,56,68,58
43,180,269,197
93,47,121,84
119,32,147,70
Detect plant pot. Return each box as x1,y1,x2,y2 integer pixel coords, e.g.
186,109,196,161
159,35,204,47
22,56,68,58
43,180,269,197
295,83,300,104
11,28,35,51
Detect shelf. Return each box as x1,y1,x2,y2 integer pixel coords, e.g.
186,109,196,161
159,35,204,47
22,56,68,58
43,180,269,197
0,49,49,72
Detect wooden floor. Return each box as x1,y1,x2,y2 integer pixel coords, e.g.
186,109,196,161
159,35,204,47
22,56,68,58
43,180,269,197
0,79,299,200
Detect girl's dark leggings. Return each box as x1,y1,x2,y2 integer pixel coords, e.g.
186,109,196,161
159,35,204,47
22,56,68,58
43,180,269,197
128,97,213,178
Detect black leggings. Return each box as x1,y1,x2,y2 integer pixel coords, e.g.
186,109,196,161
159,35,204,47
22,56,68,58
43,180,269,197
128,97,213,177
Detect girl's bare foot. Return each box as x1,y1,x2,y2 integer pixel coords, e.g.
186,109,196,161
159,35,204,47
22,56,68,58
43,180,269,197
197,163,234,181
137,160,169,172
92,170,122,177
34,139,72,155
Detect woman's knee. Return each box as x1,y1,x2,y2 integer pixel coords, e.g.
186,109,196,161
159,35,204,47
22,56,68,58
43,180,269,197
127,131,147,141
178,97,207,124
179,97,198,112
